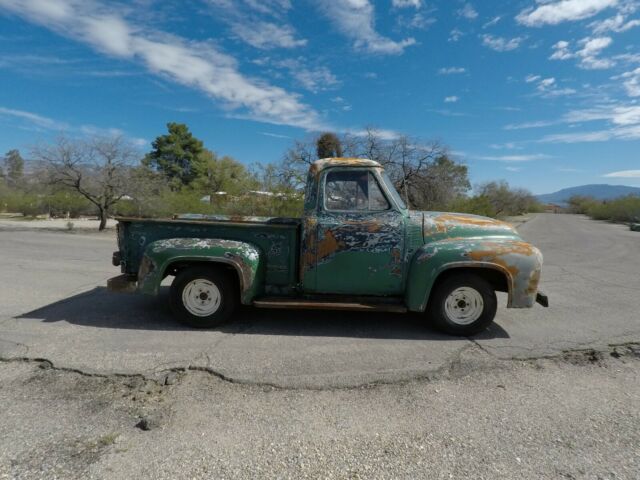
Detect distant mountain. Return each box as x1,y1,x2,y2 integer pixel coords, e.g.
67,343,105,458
537,184,640,206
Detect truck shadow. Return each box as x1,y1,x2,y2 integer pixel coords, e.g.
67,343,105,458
17,287,510,340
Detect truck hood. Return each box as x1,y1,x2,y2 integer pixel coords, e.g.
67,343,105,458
409,211,520,243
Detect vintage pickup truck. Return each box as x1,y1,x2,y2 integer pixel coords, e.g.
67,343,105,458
108,158,547,335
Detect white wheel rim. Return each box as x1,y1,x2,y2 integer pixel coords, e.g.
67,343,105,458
444,287,484,325
182,279,222,317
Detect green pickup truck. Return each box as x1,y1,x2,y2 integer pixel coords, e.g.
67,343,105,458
108,158,547,335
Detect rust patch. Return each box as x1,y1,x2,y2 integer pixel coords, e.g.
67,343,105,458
435,213,511,228
465,241,536,278
527,269,541,295
317,230,342,262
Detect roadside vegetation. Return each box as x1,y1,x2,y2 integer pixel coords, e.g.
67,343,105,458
568,195,640,224
0,124,542,230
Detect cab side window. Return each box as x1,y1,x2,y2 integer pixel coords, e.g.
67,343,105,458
325,170,390,211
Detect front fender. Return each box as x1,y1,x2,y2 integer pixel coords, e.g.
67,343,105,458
137,238,262,304
405,237,543,311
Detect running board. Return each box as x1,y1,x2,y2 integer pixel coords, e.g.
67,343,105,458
253,298,407,313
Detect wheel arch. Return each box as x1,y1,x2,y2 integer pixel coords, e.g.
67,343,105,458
137,238,262,304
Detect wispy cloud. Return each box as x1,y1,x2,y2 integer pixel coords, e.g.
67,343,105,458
536,104,640,143
206,0,306,49
0,106,63,130
259,132,291,139
316,0,415,54
482,16,501,28
444,96,459,103
613,67,640,97
230,22,307,49
516,0,618,27
438,67,466,75
477,154,551,162
590,13,640,34
481,34,523,52
269,58,340,93
0,0,325,130
457,3,478,20
449,28,464,42
0,105,147,145
391,0,422,8
603,170,640,177
504,120,557,130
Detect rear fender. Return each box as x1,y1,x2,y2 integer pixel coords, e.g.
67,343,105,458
405,237,543,311
137,238,262,304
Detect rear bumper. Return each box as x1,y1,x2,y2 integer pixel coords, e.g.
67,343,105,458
107,274,138,294
536,291,549,308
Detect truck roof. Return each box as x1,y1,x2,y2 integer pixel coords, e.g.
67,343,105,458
310,157,382,175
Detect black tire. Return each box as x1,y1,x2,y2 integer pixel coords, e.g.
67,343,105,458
427,273,497,336
169,266,238,328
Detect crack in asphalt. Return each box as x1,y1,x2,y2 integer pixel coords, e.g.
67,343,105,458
2,341,638,392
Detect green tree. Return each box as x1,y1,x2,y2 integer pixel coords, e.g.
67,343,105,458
192,150,254,199
143,123,205,189
316,132,343,159
3,149,24,184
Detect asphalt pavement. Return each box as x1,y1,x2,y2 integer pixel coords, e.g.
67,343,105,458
0,213,638,388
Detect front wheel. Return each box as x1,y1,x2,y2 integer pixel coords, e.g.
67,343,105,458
427,273,497,336
170,266,238,328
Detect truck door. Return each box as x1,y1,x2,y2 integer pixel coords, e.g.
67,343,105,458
311,168,405,295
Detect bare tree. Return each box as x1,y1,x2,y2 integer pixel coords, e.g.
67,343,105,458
278,127,470,210
33,136,137,230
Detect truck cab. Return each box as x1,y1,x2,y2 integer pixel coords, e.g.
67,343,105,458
109,158,547,336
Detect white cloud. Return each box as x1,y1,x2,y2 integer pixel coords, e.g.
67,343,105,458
614,67,640,96
516,0,619,27
525,74,541,83
565,105,640,125
392,0,421,8
483,16,501,28
550,36,615,69
481,34,523,52
0,106,63,130
590,13,640,33
444,96,459,103
550,40,573,60
0,105,147,145
317,0,415,54
438,67,466,75
449,28,464,42
0,0,325,130
275,59,340,93
504,120,557,130
457,3,478,20
230,21,307,49
477,154,551,162
540,104,640,143
260,132,291,139
603,170,640,177
506,166,522,172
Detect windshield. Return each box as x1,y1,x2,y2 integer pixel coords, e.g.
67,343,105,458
380,170,407,210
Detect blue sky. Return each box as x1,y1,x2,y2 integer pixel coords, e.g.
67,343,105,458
0,0,639,194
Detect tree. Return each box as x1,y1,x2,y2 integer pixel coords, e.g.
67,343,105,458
476,181,539,217
3,149,24,184
191,150,254,198
143,123,205,189
33,136,137,230
316,132,343,159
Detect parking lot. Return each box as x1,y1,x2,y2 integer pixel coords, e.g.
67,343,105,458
1,213,639,478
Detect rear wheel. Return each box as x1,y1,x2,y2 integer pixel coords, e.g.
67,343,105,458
427,273,497,336
170,266,238,328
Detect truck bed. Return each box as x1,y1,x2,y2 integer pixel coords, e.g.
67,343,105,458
116,214,301,293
